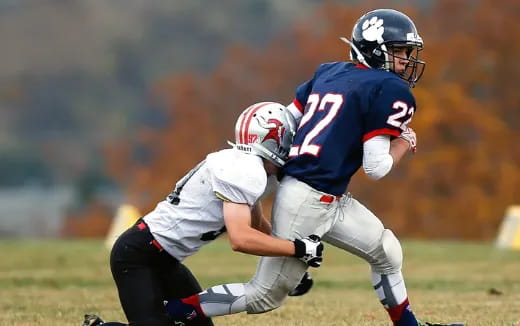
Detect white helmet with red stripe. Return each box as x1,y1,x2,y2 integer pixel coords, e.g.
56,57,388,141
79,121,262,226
231,102,296,167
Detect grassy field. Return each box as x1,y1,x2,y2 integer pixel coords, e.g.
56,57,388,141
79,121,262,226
1,238,519,326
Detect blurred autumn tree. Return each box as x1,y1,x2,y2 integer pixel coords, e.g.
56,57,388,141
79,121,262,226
99,0,519,239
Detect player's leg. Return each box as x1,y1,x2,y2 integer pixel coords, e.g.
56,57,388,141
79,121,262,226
165,176,336,318
246,175,338,313
166,282,249,321
82,314,126,326
109,221,174,326
159,261,214,325
165,267,310,321
323,195,419,326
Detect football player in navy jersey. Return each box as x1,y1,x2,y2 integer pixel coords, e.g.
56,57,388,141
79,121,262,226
165,8,463,326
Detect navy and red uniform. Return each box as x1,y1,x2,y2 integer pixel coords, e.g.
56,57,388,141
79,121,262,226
285,61,416,195
240,61,420,321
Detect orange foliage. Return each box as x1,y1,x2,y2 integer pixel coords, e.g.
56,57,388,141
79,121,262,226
61,199,113,238
104,0,520,239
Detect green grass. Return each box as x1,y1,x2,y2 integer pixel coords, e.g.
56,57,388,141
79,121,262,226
1,238,519,325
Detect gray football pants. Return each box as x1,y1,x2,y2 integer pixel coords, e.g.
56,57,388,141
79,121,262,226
245,175,401,313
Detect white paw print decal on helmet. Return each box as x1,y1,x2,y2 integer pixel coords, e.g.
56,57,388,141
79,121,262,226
361,16,384,43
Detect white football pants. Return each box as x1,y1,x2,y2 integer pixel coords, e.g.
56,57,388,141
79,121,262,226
245,175,404,313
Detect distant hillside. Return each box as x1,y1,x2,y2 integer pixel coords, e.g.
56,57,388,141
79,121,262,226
0,0,320,189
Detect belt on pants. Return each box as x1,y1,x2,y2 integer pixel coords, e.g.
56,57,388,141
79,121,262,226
136,221,164,252
319,194,342,203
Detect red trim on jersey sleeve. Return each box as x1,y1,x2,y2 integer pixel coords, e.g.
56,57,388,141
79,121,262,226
292,98,305,114
355,63,369,70
363,128,401,142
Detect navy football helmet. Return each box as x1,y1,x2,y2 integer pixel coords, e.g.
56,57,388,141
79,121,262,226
341,9,425,87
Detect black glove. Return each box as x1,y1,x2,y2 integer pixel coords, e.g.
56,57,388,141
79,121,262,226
293,234,323,267
288,271,314,296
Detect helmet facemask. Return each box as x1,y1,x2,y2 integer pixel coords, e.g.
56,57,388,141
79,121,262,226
382,43,425,88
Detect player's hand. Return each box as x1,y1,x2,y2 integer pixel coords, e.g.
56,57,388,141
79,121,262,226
293,235,323,267
399,127,417,153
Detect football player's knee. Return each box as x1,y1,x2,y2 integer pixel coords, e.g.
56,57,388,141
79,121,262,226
244,278,296,314
372,229,403,274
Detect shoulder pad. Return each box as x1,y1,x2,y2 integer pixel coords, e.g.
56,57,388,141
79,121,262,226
206,150,267,204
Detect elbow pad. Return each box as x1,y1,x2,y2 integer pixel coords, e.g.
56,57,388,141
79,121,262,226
363,135,394,180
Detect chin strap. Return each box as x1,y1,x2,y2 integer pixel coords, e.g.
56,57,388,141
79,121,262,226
340,37,372,68
228,141,285,167
227,140,253,154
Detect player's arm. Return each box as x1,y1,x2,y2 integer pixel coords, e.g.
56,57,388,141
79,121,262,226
250,201,272,235
286,100,304,124
223,202,322,267
390,128,416,162
250,174,279,235
223,202,293,256
363,130,416,180
362,79,418,179
363,135,393,179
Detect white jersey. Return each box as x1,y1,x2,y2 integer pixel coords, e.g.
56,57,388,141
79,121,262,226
143,149,276,261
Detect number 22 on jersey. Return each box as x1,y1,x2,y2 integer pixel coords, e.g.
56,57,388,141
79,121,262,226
290,93,344,157
387,101,415,130
290,94,414,158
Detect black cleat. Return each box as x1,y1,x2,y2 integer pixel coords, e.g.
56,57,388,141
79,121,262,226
288,272,314,296
418,321,465,326
83,314,105,326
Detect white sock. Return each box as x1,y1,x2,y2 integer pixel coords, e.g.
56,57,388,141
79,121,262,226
371,270,408,308
198,283,247,317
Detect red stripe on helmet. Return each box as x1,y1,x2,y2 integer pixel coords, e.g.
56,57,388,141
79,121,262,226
241,102,272,144
238,105,256,144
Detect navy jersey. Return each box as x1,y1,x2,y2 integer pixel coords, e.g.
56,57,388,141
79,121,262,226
284,62,417,195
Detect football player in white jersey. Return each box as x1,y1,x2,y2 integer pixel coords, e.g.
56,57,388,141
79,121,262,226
82,102,324,326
